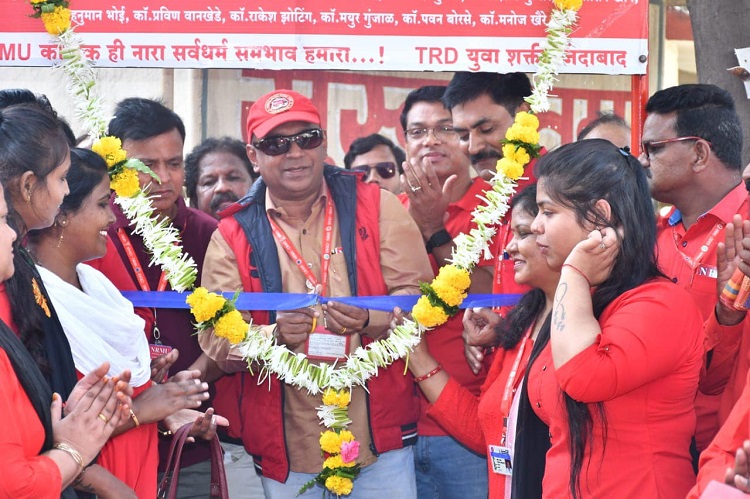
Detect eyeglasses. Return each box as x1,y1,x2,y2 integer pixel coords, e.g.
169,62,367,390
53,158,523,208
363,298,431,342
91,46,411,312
404,125,458,142
253,128,325,156
350,162,397,179
641,136,708,159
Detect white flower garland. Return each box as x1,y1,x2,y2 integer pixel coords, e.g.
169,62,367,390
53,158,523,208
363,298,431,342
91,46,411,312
31,8,198,291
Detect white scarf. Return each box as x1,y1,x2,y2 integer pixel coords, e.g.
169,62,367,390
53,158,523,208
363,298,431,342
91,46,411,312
37,263,151,387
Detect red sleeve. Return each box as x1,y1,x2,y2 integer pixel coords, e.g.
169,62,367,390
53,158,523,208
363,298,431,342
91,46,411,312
556,283,703,402
700,311,746,396
690,369,750,498
0,351,62,497
427,377,485,454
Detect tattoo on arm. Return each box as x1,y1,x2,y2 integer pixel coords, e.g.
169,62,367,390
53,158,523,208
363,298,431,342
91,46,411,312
553,282,567,332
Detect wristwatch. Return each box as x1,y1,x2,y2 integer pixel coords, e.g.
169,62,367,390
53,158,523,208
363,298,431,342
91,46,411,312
425,229,452,253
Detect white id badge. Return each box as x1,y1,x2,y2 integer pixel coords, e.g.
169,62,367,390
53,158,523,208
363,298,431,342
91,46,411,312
489,445,513,476
305,326,349,361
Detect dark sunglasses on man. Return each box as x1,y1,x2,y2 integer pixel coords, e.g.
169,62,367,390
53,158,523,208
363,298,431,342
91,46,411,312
253,128,325,156
350,162,398,179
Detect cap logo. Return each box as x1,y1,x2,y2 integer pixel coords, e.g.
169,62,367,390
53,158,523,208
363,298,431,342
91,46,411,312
265,93,294,114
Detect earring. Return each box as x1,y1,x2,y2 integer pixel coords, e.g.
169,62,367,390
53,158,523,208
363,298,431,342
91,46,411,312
56,218,68,249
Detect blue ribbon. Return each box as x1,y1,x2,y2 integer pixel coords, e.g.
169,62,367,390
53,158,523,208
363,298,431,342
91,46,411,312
120,291,522,311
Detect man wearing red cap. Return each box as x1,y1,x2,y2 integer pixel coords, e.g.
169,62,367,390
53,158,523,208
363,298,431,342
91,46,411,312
199,89,433,497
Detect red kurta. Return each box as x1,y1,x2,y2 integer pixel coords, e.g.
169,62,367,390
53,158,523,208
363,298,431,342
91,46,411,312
95,381,158,497
0,349,62,497
527,280,703,498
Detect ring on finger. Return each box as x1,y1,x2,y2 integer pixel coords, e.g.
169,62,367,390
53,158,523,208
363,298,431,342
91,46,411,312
599,243,607,250
340,327,347,335
411,185,422,193
98,413,109,423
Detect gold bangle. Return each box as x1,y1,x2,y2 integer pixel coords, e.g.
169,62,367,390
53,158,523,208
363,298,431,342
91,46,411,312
158,428,173,437
54,442,85,474
129,409,140,428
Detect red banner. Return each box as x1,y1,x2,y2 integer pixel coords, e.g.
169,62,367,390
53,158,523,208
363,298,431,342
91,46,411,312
0,0,648,73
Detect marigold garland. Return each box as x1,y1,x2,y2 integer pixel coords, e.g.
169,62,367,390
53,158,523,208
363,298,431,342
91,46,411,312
28,0,198,292
182,0,583,495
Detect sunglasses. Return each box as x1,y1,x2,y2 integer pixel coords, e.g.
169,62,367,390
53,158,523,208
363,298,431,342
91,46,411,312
253,128,325,156
350,162,397,179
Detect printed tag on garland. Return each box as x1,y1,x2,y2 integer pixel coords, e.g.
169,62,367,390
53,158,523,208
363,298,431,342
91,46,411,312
306,326,349,362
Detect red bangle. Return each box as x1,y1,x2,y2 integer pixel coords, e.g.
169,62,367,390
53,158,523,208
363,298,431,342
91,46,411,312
414,364,443,383
562,263,592,287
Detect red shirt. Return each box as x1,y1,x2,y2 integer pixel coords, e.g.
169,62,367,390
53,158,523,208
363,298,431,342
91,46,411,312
401,178,498,435
428,336,533,497
528,280,703,498
656,183,750,450
689,368,750,498
0,349,61,497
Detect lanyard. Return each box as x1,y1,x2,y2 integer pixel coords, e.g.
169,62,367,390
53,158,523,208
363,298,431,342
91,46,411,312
500,327,533,445
671,221,723,271
267,193,335,297
117,228,169,292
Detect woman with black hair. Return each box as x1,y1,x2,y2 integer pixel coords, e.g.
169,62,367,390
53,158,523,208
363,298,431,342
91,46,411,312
406,184,557,498
0,106,132,497
529,139,703,497
27,148,225,497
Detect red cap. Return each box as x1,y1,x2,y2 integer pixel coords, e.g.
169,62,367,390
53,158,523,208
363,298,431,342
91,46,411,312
246,90,321,140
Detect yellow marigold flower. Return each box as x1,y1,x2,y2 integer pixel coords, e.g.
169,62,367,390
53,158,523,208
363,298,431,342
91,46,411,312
320,431,342,454
110,168,140,198
322,388,351,408
436,265,471,291
506,124,540,145
432,279,466,308
323,455,345,469
338,430,355,443
214,309,247,344
497,158,525,181
30,0,46,4
412,295,449,328
514,111,540,130
41,6,70,35
502,143,531,167
554,0,583,11
325,476,353,496
187,287,227,323
92,136,127,168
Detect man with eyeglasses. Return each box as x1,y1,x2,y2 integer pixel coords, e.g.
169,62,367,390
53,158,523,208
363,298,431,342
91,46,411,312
639,84,750,468
198,89,433,498
396,85,493,499
343,133,405,195
101,98,233,498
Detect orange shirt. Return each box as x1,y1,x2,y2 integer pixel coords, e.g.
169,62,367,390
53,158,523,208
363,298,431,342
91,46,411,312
528,280,703,498
0,349,61,497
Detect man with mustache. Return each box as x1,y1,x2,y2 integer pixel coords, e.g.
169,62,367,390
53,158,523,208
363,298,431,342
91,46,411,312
185,137,258,220
442,73,538,342
99,98,251,498
398,84,494,499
